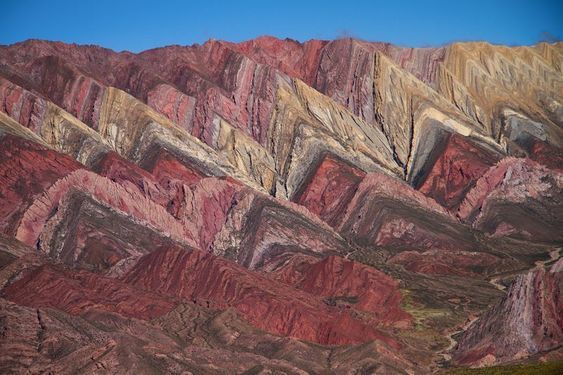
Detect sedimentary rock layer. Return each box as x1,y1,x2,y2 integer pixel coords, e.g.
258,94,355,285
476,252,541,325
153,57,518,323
453,263,563,366
0,37,561,374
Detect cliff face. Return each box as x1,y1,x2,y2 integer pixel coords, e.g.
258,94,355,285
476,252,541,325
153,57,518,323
0,37,561,373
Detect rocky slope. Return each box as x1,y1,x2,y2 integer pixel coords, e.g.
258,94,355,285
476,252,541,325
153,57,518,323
452,260,563,367
0,37,561,374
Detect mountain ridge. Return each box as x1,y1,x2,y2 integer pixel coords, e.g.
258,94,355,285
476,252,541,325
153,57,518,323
0,36,561,374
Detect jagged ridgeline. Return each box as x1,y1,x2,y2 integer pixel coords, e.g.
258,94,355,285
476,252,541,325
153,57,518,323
0,37,561,374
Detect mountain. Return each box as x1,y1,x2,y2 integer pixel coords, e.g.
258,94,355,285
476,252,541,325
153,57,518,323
0,36,561,374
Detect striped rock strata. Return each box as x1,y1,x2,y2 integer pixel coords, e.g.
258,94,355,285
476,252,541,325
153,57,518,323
0,37,561,374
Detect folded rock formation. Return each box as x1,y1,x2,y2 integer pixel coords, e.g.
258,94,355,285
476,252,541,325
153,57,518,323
452,261,563,367
0,37,561,374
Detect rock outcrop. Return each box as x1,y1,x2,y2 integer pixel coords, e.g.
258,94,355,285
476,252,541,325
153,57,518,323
458,158,563,241
0,37,561,373
122,246,406,346
452,263,563,366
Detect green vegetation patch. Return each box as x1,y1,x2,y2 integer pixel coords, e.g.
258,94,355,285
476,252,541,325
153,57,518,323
401,289,451,330
447,360,563,375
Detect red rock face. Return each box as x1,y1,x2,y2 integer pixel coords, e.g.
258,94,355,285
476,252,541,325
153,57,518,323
15,169,196,249
140,148,207,216
0,37,446,151
95,151,169,204
274,255,411,326
528,139,563,172
134,41,280,145
292,154,476,252
175,178,242,250
122,246,400,346
93,155,243,253
417,134,501,210
144,148,205,187
1,39,278,145
294,155,365,226
233,37,445,119
2,264,176,320
314,39,378,123
0,134,82,236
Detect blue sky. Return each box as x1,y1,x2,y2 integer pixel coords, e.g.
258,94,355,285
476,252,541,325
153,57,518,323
1,0,561,52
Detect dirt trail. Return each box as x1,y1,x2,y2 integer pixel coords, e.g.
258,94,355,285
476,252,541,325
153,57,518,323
489,276,506,291
440,316,479,362
488,247,561,291
436,247,562,368
534,248,561,268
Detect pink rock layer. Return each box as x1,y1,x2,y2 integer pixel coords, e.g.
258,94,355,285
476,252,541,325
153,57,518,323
146,84,196,133
15,169,197,249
